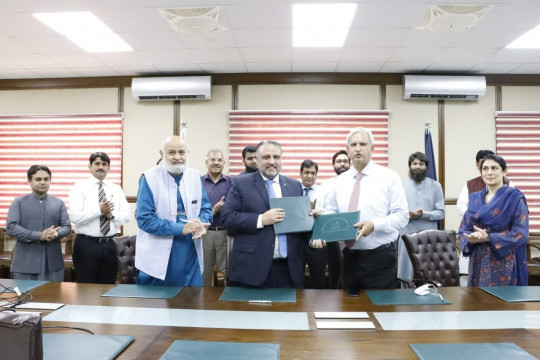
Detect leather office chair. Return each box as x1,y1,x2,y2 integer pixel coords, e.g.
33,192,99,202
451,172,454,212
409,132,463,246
113,235,136,284
0,228,12,278
526,236,540,285
61,231,76,281
401,229,460,287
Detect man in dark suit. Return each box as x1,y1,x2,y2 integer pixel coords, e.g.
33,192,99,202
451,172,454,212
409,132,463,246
222,140,308,288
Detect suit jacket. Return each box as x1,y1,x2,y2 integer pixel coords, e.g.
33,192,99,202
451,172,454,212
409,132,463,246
222,172,308,288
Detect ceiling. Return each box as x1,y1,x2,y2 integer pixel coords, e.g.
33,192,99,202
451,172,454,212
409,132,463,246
2,0,540,80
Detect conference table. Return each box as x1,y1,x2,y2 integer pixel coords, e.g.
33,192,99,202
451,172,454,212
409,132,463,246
9,282,540,359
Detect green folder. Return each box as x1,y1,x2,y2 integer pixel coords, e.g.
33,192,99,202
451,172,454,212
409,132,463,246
311,211,360,242
480,286,540,302
160,340,280,360
0,279,48,293
269,196,314,234
366,289,451,305
219,286,296,302
44,334,135,360
101,284,182,299
410,343,535,360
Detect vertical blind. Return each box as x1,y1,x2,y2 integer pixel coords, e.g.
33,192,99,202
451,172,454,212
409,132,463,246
228,110,389,183
495,111,540,232
0,113,124,228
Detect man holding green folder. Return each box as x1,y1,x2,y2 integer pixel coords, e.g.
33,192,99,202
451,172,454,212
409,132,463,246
311,127,408,294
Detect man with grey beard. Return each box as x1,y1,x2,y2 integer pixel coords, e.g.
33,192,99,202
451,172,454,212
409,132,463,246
135,135,212,286
397,151,445,285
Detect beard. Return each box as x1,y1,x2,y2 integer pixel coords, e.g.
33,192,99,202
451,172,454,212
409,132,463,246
409,168,428,183
162,158,188,175
334,165,349,175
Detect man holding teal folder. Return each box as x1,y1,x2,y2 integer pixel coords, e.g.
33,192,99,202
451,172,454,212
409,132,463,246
311,127,408,294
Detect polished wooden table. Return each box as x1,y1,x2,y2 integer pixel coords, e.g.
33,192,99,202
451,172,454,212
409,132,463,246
17,283,540,359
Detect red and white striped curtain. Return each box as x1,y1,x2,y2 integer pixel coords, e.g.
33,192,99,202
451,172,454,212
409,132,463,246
495,111,540,232
228,110,389,183
0,113,124,228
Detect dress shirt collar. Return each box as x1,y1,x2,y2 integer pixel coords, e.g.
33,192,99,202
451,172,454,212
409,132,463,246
260,172,280,185
202,173,225,183
30,192,48,200
89,174,110,185
348,160,375,179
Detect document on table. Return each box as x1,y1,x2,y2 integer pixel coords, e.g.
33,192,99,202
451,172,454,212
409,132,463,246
269,196,314,234
311,211,360,242
316,321,375,330
314,312,369,319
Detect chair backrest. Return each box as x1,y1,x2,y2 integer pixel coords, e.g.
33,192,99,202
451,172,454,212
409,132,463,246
401,229,460,287
113,235,136,284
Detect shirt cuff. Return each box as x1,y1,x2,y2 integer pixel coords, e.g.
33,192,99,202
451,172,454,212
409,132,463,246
257,215,263,229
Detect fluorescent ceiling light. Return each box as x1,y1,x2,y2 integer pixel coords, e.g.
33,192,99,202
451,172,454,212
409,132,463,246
293,3,357,47
33,11,132,52
506,24,540,49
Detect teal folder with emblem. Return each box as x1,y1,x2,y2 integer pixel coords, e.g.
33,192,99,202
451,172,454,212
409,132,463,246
409,342,535,360
269,196,314,234
311,211,360,242
0,279,48,293
101,284,182,299
160,340,280,360
219,286,296,302
366,289,451,305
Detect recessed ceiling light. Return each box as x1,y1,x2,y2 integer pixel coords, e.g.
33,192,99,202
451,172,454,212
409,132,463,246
293,4,357,47
33,11,133,53
507,25,540,49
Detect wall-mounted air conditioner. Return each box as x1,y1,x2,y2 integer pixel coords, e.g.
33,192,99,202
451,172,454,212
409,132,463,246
132,76,211,101
403,75,486,101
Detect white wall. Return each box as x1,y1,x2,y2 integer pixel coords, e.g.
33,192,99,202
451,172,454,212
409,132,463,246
1,82,538,237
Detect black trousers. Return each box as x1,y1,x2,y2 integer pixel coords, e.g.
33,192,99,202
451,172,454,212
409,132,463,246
327,242,342,289
342,243,397,290
73,234,118,284
303,242,327,289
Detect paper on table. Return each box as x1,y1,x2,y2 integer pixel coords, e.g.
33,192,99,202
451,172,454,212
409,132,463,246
14,302,65,310
314,312,369,319
316,321,375,330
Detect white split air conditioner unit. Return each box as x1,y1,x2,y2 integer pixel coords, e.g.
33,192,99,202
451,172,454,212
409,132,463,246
403,75,486,101
132,76,211,101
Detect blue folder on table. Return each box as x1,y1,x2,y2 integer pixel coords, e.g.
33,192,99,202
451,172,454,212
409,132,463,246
219,286,296,302
311,211,359,242
44,334,134,360
101,284,182,299
366,289,450,305
160,340,280,360
480,286,540,302
0,279,48,293
410,342,535,360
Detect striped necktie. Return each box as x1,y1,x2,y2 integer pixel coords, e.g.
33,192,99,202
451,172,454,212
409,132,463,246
98,182,110,236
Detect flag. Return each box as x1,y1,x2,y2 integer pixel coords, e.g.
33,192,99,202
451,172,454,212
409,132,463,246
424,124,441,229
424,126,437,181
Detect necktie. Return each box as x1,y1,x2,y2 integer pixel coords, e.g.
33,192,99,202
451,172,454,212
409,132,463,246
345,172,364,248
265,179,287,257
304,187,312,197
98,182,110,236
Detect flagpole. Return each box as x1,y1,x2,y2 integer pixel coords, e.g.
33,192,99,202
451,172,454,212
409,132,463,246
424,120,441,229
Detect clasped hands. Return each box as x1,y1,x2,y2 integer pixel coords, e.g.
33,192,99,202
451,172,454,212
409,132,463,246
100,198,115,219
182,219,211,239
40,225,61,242
464,226,489,244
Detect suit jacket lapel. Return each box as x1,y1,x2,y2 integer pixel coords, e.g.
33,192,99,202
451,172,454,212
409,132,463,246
279,176,290,197
253,173,270,208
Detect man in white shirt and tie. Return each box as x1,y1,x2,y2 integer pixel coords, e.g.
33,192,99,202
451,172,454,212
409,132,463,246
311,127,408,295
300,160,325,288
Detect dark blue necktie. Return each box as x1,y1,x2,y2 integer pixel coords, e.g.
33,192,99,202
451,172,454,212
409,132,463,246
265,179,287,257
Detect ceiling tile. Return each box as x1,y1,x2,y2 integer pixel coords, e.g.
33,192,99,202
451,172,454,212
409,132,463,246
291,62,338,72
240,47,291,62
233,28,291,48
199,62,247,73
246,62,291,72
189,48,243,63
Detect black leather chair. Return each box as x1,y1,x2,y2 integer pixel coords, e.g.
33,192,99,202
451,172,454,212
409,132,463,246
401,229,460,287
113,235,136,284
